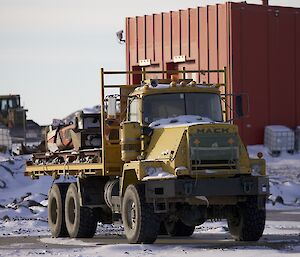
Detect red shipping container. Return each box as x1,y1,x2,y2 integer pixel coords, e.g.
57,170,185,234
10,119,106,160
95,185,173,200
125,2,300,145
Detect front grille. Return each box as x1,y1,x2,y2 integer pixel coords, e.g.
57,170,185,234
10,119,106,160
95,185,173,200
189,130,240,173
191,159,238,171
190,146,239,172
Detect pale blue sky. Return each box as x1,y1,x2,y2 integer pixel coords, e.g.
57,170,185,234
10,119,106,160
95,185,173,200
1,0,299,125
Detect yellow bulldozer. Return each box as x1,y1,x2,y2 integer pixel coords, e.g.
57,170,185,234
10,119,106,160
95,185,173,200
0,94,26,144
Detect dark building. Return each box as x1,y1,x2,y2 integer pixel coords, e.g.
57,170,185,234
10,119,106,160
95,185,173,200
26,119,42,144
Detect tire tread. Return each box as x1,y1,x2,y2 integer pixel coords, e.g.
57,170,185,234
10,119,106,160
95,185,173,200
228,196,266,241
65,183,97,238
48,183,69,237
122,184,160,244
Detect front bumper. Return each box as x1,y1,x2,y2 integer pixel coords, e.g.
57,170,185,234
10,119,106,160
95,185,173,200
145,176,269,201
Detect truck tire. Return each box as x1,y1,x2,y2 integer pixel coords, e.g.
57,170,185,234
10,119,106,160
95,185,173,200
48,183,69,237
227,196,266,241
165,219,195,237
65,183,97,238
122,184,160,244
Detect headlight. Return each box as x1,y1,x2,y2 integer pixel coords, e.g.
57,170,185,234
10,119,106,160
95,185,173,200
251,164,262,176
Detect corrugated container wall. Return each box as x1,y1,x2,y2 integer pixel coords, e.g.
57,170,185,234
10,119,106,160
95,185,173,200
125,2,300,145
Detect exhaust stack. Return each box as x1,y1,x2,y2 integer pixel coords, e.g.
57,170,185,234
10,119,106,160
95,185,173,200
262,0,268,5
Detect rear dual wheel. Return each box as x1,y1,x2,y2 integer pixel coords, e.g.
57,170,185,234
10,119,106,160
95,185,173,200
65,183,98,238
48,183,97,238
48,183,69,237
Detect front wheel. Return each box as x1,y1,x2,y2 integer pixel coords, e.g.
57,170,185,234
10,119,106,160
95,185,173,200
227,196,266,241
122,184,160,244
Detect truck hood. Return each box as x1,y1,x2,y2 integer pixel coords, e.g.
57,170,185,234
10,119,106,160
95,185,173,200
145,122,242,176
146,118,239,159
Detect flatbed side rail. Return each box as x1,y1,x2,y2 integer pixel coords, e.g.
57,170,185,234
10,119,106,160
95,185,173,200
101,68,227,88
25,162,105,179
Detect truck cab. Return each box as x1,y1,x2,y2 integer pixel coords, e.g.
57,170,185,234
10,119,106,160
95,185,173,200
115,73,269,243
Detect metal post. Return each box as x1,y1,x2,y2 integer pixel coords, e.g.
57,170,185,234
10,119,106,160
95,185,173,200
223,67,228,122
100,68,106,176
208,69,210,85
224,66,227,89
23,110,27,144
142,67,146,81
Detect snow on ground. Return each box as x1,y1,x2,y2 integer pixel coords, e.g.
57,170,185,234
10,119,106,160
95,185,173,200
3,243,300,257
1,220,300,257
248,145,300,207
0,154,52,222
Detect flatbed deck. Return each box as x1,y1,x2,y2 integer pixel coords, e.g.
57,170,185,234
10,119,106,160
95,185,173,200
25,146,122,178
25,162,104,178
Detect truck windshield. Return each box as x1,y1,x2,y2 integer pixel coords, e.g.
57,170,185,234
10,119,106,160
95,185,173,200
143,93,222,123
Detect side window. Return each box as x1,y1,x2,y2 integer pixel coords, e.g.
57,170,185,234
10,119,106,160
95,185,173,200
0,100,8,110
8,99,13,108
128,98,139,122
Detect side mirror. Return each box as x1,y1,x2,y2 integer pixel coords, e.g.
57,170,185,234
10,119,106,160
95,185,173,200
107,96,117,119
221,93,249,122
75,111,83,130
142,126,153,137
235,95,244,118
235,94,249,118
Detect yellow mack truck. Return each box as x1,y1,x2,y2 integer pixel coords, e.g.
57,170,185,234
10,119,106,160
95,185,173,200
25,68,269,244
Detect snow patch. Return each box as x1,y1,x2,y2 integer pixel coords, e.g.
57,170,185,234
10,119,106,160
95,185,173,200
175,166,188,172
0,219,49,237
248,145,300,207
40,237,97,246
0,154,52,221
82,105,101,114
142,167,176,181
149,115,214,129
